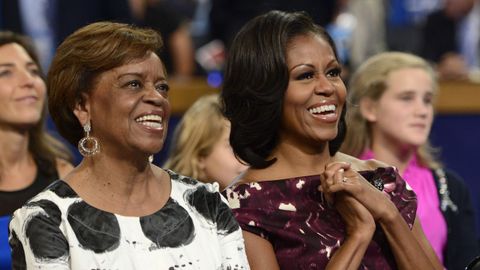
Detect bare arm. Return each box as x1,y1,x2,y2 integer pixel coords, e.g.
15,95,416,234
242,230,280,270
379,213,443,269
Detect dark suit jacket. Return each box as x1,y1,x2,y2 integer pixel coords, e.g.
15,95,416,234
0,0,132,46
434,169,480,270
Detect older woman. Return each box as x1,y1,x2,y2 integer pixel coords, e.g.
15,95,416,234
0,31,72,269
9,22,249,269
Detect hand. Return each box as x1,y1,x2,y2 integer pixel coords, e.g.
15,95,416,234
319,162,375,237
320,162,397,223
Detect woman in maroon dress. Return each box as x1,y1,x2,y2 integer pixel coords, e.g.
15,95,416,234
221,10,443,270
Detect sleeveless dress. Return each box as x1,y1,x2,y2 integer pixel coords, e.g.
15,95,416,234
0,159,58,270
223,167,417,270
9,169,249,269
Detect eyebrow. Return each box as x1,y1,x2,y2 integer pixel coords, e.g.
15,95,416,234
117,72,167,81
0,61,37,67
289,59,340,72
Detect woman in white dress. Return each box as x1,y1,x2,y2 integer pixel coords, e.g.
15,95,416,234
9,22,249,270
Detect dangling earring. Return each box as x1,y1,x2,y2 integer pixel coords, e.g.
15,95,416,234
148,155,154,163
78,121,100,157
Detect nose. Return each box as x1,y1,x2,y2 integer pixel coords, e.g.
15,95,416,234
415,99,430,117
18,69,36,88
143,84,167,106
314,74,335,96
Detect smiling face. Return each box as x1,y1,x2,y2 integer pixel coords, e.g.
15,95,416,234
76,51,170,158
281,34,346,150
0,43,45,130
366,68,434,151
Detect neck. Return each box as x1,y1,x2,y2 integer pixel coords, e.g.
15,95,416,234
371,141,415,175
248,138,332,180
67,151,169,216
0,128,31,168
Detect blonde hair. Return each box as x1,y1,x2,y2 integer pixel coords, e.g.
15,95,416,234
341,52,441,169
164,94,228,180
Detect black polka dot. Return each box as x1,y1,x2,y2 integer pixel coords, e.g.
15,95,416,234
25,200,62,225
186,186,239,234
67,201,120,253
10,230,26,268
25,202,69,260
140,198,194,248
49,181,78,198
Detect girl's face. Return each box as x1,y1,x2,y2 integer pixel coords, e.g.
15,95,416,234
199,121,248,189
0,43,46,130
365,67,435,151
281,34,346,150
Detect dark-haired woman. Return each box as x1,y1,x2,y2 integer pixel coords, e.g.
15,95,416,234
221,10,443,269
0,31,73,269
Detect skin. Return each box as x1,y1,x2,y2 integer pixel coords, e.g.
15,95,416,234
361,67,434,174
237,34,443,270
0,43,72,190
198,120,248,189
67,51,172,216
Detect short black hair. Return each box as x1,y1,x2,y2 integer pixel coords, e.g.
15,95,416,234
221,10,346,169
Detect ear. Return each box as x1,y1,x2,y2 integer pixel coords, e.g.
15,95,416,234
73,93,91,127
359,97,378,122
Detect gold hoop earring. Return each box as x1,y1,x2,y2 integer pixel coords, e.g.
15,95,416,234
78,121,100,157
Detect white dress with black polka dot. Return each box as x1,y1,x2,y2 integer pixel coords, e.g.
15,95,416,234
9,170,249,270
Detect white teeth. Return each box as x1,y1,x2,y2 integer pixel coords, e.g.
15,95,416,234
308,105,336,114
135,114,163,123
139,121,163,129
135,114,163,129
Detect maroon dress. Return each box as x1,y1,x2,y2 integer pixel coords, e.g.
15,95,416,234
223,167,417,270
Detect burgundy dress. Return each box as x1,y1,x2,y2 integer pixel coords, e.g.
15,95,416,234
223,167,417,270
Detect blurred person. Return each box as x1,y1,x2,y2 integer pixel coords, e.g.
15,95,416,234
221,10,442,269
129,0,196,78
342,51,479,270
9,22,249,269
0,31,73,270
164,94,248,190
1,0,132,70
422,0,480,80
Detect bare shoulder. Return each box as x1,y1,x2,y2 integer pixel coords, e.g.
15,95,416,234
334,152,392,171
55,158,74,178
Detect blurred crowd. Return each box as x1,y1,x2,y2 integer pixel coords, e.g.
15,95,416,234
1,0,479,82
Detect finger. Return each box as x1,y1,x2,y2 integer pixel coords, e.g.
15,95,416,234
325,161,351,173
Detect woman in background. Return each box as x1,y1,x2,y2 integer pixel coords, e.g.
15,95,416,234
164,94,248,189
0,31,72,269
341,51,479,269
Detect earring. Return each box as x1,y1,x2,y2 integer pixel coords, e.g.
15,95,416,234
78,121,100,157
148,155,154,163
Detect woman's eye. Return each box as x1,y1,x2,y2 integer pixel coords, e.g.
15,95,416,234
327,67,341,77
0,69,12,77
156,83,170,92
29,68,40,76
126,80,142,88
296,71,315,80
